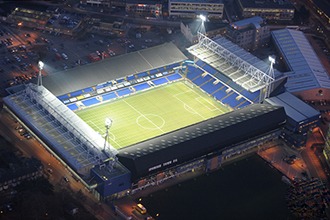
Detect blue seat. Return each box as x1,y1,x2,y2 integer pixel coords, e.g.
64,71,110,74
102,92,117,101
167,63,180,70
134,83,150,91
240,89,260,102
58,94,70,101
117,88,132,97
196,59,205,67
186,66,204,80
127,75,135,81
96,84,104,90
192,74,212,86
200,80,220,94
167,73,182,81
67,103,78,111
149,69,158,75
70,90,83,97
152,77,168,86
213,89,227,101
237,101,251,108
136,72,148,78
202,63,217,75
84,87,94,93
116,78,125,84
82,97,100,106
221,93,240,108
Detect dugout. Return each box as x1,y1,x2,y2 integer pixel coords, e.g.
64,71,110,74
117,104,287,180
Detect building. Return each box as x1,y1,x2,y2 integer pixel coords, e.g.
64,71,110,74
7,8,84,36
271,29,330,102
0,154,43,192
265,92,321,147
169,0,224,20
126,0,162,17
7,7,52,28
237,0,295,21
181,20,227,44
83,0,112,7
226,16,270,51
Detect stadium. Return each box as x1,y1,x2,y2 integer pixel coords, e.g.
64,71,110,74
3,33,288,200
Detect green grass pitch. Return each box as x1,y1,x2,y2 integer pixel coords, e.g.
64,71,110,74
76,81,232,149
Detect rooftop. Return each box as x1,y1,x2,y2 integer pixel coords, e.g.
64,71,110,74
265,92,320,123
239,0,294,9
272,29,330,92
169,0,223,3
230,16,264,30
39,42,187,96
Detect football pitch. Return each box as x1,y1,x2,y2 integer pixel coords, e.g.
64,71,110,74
76,81,231,149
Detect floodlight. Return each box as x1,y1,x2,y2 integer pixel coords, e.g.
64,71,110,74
38,60,44,70
105,118,112,127
268,56,275,64
199,14,206,22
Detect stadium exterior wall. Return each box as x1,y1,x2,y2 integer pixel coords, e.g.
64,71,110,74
118,104,287,181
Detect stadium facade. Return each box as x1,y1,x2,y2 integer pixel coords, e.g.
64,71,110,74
3,33,318,200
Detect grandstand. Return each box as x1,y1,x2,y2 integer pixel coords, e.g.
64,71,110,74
186,33,284,105
3,40,288,200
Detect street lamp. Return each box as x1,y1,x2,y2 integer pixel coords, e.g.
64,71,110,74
37,60,44,87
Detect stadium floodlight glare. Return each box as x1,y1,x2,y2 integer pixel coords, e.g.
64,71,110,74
104,118,112,151
268,56,275,64
38,60,44,70
199,14,206,22
37,61,44,87
105,118,112,127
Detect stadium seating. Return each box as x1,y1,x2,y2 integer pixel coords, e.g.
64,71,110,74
149,69,158,75
221,93,241,108
186,65,204,81
70,90,84,97
67,103,78,111
58,94,70,101
127,75,135,81
196,59,205,68
152,77,168,86
213,89,227,101
167,73,182,81
193,74,213,86
82,97,100,107
237,100,251,108
136,72,148,78
166,63,180,70
200,80,221,94
102,92,117,101
239,89,261,102
96,84,105,90
117,88,132,97
116,78,125,84
133,82,150,91
83,87,94,93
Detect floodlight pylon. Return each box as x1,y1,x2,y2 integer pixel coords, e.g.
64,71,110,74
37,61,44,87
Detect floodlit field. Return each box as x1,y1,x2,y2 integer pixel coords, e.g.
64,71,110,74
76,81,231,149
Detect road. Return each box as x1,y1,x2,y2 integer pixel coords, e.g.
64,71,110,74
0,109,121,220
